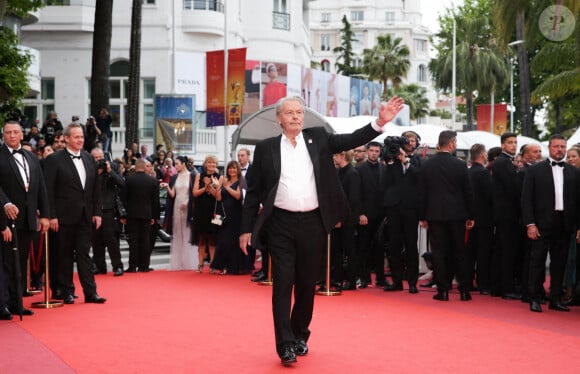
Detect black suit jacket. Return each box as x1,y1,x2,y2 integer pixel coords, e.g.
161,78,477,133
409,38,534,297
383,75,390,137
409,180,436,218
383,157,421,211
44,149,101,224
521,160,580,233
337,163,361,225
0,144,50,230
357,160,386,220
418,152,473,221
492,152,520,223
468,162,493,228
241,124,381,246
123,172,160,220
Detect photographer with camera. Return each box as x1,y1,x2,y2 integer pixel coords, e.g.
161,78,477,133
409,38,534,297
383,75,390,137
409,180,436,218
90,148,125,276
83,116,101,153
382,131,423,293
41,111,63,145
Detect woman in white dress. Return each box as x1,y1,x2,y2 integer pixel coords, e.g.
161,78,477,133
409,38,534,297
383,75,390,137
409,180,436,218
162,156,198,270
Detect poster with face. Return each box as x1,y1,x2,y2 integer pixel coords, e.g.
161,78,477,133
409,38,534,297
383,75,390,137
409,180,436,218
349,78,361,117
261,61,287,108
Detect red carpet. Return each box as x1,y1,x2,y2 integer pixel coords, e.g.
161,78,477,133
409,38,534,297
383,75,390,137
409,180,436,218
2,271,580,373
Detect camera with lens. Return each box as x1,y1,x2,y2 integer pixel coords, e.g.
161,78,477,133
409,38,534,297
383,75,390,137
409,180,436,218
382,136,409,161
97,159,108,172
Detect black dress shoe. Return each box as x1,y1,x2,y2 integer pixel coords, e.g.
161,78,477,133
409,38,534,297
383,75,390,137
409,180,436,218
85,294,107,304
10,307,34,316
52,291,64,300
279,345,297,366
460,291,472,301
433,291,449,301
93,268,107,275
358,280,368,289
63,295,75,304
479,289,491,295
0,307,13,320
342,281,357,291
420,279,435,288
139,267,154,272
294,340,308,356
125,267,138,273
530,301,542,313
383,282,403,291
408,285,418,294
502,292,522,300
251,274,268,282
375,280,388,287
114,267,124,276
252,270,264,277
549,300,570,312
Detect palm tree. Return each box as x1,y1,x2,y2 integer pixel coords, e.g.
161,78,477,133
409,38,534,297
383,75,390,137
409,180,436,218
387,84,430,122
361,34,410,96
90,0,113,118
126,0,142,148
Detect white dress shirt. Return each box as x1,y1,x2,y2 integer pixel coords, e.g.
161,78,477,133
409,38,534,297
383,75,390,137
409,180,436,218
67,147,86,189
7,145,29,191
548,157,564,211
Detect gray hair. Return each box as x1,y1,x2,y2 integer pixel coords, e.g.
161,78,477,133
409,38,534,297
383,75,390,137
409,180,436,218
275,96,305,116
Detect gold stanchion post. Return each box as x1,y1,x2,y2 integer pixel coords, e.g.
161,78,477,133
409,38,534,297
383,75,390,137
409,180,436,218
258,255,273,286
316,234,341,296
27,252,41,295
32,232,63,309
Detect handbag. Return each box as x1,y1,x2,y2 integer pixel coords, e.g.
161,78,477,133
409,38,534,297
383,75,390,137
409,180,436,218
115,190,127,219
211,200,227,226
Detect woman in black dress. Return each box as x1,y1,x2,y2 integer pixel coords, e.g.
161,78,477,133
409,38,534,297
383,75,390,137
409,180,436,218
211,161,253,275
192,155,220,272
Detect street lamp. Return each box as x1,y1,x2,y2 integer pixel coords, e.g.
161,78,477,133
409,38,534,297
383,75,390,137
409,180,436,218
508,40,524,132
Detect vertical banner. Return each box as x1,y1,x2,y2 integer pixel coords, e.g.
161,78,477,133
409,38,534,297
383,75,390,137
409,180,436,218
243,59,261,117
359,82,373,116
286,63,302,99
261,61,287,108
349,78,361,116
326,73,338,117
477,103,508,135
336,74,350,118
155,95,196,153
174,51,206,111
301,67,313,108
371,83,382,116
206,48,247,127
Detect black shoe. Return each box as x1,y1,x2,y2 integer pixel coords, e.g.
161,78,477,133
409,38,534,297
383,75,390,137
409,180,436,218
85,294,107,304
460,291,472,301
10,307,34,316
279,345,297,366
251,274,268,282
375,280,388,288
52,290,64,300
530,300,542,313
479,289,491,295
63,294,75,304
342,281,357,291
294,340,308,356
125,267,138,273
409,285,418,294
93,268,107,275
433,291,449,301
139,267,154,272
502,292,522,300
114,267,124,276
420,279,435,288
383,282,403,291
549,300,570,312
358,280,368,289
252,270,264,277
0,307,13,320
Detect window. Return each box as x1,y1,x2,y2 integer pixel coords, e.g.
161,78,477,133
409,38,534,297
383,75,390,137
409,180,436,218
273,0,287,12
143,0,155,5
352,32,365,49
417,65,427,82
415,39,427,53
184,0,224,12
46,0,70,5
385,12,395,24
351,11,364,22
141,79,156,137
352,57,363,69
273,11,290,30
22,78,55,125
321,13,330,23
321,60,331,72
321,34,330,51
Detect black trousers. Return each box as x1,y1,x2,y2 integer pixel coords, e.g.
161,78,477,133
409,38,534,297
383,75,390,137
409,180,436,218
528,214,569,302
267,208,325,354
428,220,471,292
356,217,384,284
387,207,419,286
92,210,123,271
468,226,493,290
57,223,97,297
2,229,32,307
493,222,522,295
329,220,356,284
127,218,152,271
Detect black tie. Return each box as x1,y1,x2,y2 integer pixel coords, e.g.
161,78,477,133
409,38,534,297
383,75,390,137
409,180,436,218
241,168,247,171
12,149,22,155
68,152,82,160
551,161,564,167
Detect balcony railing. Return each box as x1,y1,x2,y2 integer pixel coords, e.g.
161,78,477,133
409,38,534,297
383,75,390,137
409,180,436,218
184,0,224,12
272,11,290,30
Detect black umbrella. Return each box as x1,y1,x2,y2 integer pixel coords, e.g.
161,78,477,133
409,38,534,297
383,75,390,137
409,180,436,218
10,222,23,321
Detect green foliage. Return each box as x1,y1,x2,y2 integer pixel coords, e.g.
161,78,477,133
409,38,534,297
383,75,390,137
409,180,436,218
386,84,429,120
0,0,44,19
333,15,360,76
362,34,410,96
0,27,31,123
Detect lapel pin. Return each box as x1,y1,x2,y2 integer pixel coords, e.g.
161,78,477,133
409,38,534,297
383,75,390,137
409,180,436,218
308,139,312,144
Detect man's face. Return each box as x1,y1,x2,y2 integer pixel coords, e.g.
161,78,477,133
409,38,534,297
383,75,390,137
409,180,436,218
145,162,153,174
141,145,148,155
237,151,249,167
3,123,23,149
354,147,366,162
501,136,517,156
92,150,104,162
65,127,84,153
523,144,542,163
367,146,381,162
404,136,417,153
549,139,567,161
277,100,304,137
53,136,66,151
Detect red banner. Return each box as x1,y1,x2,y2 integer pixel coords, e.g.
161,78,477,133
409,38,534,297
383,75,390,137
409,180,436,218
477,103,508,135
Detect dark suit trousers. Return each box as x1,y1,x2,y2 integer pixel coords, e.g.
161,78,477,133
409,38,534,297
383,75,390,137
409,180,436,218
2,229,32,306
428,221,471,292
357,217,385,283
57,223,97,297
493,222,522,295
267,208,325,354
127,218,152,270
528,214,569,301
387,207,419,286
329,221,356,284
92,209,123,271
468,227,493,290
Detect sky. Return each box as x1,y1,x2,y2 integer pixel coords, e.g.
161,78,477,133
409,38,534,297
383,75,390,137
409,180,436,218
421,0,463,33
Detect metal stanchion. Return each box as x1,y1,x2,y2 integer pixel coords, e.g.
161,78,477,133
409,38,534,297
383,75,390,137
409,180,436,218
32,232,63,309
316,234,341,296
258,256,273,286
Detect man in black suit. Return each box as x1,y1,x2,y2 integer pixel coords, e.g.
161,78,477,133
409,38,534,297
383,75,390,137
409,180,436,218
240,96,404,366
418,130,474,302
0,121,50,316
521,134,580,313
356,141,387,288
382,131,423,294
44,123,106,305
491,132,522,299
122,158,160,272
467,144,494,294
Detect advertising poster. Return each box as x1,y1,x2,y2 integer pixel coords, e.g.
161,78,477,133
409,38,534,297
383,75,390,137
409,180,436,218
301,67,313,109
174,51,206,111
359,81,373,116
243,59,261,117
286,63,302,99
206,49,225,127
336,74,350,118
261,61,287,108
155,95,196,153
325,73,338,117
477,103,508,135
226,48,246,125
349,78,361,117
